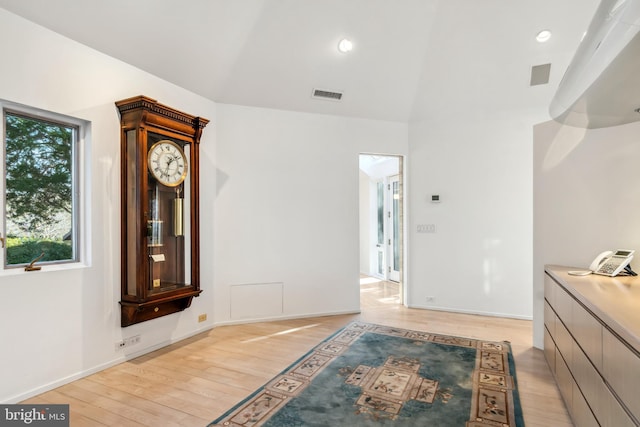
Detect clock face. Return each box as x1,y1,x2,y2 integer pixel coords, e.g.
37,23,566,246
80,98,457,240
147,140,188,187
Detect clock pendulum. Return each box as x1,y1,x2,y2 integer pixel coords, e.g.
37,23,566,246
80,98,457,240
173,187,184,237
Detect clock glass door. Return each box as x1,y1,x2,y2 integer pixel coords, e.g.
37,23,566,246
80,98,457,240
147,132,191,294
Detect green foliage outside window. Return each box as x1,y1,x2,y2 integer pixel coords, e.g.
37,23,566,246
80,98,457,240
4,111,76,266
5,237,72,265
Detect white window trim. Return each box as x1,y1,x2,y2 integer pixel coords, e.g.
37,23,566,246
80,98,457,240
0,99,90,275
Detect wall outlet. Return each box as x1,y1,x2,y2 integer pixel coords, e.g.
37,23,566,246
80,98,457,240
198,314,207,323
425,296,435,302
115,334,141,350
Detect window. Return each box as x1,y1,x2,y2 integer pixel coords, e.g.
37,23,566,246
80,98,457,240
1,101,84,269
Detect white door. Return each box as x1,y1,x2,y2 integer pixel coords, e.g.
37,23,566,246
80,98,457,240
388,175,401,282
374,180,386,278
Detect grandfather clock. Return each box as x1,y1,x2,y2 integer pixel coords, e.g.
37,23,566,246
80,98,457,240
116,96,209,327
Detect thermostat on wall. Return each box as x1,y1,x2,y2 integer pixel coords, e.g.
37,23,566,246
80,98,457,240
431,195,440,203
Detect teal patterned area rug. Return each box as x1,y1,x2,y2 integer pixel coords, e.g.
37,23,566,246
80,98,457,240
210,322,524,426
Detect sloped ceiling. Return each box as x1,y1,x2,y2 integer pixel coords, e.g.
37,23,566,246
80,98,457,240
0,0,599,122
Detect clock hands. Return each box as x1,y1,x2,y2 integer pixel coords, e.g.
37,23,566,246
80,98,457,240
158,153,185,182
164,154,175,176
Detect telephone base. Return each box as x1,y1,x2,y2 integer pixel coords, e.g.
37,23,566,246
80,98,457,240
568,270,592,276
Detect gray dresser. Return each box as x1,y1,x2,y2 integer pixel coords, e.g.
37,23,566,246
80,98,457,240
544,265,640,426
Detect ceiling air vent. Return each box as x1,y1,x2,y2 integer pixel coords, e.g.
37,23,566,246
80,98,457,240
312,88,343,101
530,63,551,86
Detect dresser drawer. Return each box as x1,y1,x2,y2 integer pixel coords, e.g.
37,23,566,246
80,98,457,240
603,328,640,421
571,299,602,370
555,319,573,368
601,383,637,427
544,300,556,337
571,381,599,427
554,285,573,331
572,340,605,422
575,339,638,427
556,347,573,410
544,273,557,308
544,327,556,375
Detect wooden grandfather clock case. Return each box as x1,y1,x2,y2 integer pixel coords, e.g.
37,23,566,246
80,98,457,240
116,96,209,327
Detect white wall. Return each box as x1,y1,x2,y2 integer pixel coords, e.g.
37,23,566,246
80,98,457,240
407,111,534,319
0,9,218,403
533,119,640,348
213,104,408,323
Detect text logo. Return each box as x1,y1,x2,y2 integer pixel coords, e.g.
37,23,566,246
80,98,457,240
0,405,69,426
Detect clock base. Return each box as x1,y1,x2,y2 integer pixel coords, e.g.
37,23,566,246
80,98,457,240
120,290,202,327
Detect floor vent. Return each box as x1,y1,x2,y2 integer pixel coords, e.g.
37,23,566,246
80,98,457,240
312,88,343,101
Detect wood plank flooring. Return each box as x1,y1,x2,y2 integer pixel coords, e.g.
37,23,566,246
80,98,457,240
21,278,571,426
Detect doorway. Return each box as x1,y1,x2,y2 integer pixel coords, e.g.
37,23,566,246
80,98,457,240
359,154,404,304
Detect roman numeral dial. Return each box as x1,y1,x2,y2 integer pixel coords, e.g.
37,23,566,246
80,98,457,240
147,140,188,187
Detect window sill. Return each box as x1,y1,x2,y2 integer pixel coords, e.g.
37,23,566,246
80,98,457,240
0,261,89,277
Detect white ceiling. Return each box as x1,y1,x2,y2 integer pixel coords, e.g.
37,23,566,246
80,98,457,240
0,0,600,122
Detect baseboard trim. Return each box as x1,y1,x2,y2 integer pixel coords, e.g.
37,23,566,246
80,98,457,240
407,304,533,321
213,309,361,327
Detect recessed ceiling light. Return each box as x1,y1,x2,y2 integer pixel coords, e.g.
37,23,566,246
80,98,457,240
536,30,552,43
338,38,353,53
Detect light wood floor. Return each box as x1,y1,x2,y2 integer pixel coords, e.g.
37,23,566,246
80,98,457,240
22,278,571,426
